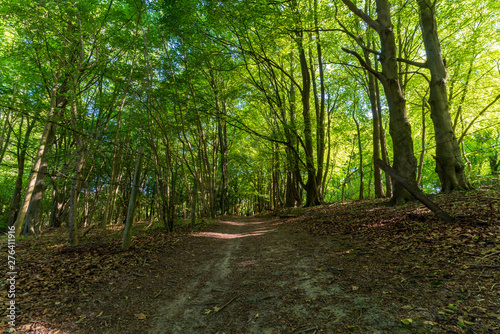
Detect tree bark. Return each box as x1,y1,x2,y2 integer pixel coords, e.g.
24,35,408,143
68,98,85,246
417,92,427,185
22,156,50,235
376,0,417,204
7,116,35,227
341,0,417,204
122,147,144,250
13,85,57,239
417,0,470,192
364,47,384,197
296,35,320,206
376,159,454,222
377,78,393,197
353,111,364,200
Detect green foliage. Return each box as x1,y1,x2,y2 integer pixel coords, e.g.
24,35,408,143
0,0,499,239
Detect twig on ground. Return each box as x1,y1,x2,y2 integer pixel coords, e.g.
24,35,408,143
215,294,239,313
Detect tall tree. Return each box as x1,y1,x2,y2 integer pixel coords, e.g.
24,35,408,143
341,0,417,204
417,0,471,192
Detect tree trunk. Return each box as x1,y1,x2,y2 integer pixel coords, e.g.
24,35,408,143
284,54,302,207
122,147,144,250
353,111,364,200
291,0,320,207
191,178,197,226
376,0,417,204
341,0,416,204
376,159,454,222
297,37,320,207
22,157,49,235
377,79,392,197
365,47,384,197
7,117,35,227
417,0,471,192
14,89,56,239
417,92,427,185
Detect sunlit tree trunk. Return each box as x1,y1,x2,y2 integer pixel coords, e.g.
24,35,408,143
13,83,58,239
417,0,471,192
376,81,392,197
22,156,50,235
417,92,428,185
342,0,417,204
353,111,364,200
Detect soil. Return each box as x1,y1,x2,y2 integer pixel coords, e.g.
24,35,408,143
2,188,500,333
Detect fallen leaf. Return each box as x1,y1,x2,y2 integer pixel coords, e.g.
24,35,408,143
134,313,147,320
488,312,500,320
423,320,437,326
401,318,413,325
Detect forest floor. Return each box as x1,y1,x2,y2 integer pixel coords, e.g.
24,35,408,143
1,187,500,333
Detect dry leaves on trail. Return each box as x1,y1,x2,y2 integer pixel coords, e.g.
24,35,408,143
0,223,186,334
283,188,500,333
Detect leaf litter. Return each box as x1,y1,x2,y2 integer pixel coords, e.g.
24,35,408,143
0,187,499,333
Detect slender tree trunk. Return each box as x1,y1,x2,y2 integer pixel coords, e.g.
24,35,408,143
284,54,302,207
365,48,384,197
417,0,470,192
191,178,197,226
341,0,416,204
353,111,364,200
297,37,320,207
291,0,320,207
377,92,392,197
342,135,356,202
68,98,85,246
0,110,12,166
417,93,427,185
7,117,35,227
14,86,57,239
308,1,327,202
122,147,144,250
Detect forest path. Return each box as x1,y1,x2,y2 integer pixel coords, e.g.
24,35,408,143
150,215,397,334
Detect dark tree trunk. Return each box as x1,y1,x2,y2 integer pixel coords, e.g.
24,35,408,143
353,111,364,200
341,0,417,204
365,50,384,198
297,35,320,207
7,117,35,227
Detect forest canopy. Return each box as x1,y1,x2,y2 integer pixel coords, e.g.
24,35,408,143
1,0,499,243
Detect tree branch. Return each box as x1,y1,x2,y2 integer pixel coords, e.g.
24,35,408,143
341,48,381,80
458,93,500,145
397,57,427,68
340,0,381,32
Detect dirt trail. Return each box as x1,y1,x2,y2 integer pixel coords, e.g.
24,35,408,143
12,191,500,334
151,216,398,334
